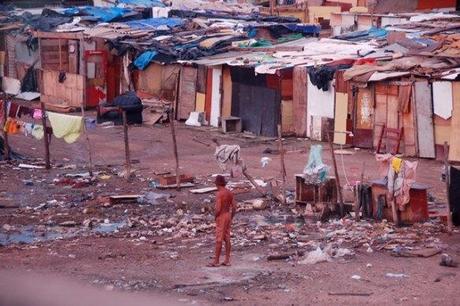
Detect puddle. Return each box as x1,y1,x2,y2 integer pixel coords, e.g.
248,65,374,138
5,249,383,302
0,221,127,246
93,221,126,234
0,226,65,246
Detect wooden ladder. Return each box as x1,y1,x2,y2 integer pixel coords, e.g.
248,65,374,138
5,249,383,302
376,124,404,155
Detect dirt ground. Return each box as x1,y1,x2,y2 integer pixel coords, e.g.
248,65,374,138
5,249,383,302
0,120,459,305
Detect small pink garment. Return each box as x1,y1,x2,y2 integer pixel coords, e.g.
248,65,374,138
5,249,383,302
33,109,43,120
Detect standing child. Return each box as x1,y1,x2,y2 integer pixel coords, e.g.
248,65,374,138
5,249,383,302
208,175,236,267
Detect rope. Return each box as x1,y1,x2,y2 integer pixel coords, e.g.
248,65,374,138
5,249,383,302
339,144,352,190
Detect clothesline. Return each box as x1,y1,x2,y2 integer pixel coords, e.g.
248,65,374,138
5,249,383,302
0,100,93,144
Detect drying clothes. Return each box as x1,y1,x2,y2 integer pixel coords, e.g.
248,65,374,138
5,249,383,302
215,145,242,172
23,123,33,137
33,109,43,120
8,103,19,118
384,155,418,210
308,66,337,91
31,124,44,140
391,157,403,174
47,112,83,144
4,118,20,134
85,118,96,130
303,145,329,184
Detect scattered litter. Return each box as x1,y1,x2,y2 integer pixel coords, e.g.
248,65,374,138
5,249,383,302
18,163,45,169
351,275,362,280
260,157,272,168
440,254,458,268
137,192,171,205
385,273,408,278
299,247,330,264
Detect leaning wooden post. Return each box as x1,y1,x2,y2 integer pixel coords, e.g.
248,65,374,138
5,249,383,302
40,102,51,169
444,141,453,234
80,106,93,177
2,95,10,160
327,125,344,217
169,108,181,191
122,110,131,180
355,162,365,221
277,124,287,204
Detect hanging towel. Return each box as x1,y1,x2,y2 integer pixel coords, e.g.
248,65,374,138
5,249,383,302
31,124,44,140
47,112,83,144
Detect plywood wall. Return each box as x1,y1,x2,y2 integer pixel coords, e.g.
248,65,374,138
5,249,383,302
41,69,85,109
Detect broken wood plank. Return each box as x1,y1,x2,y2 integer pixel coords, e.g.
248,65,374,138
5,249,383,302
190,187,218,194
156,183,195,189
109,194,140,204
392,248,441,258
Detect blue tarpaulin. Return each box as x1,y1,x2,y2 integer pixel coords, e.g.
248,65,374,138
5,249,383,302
64,6,131,22
283,24,321,35
334,27,388,41
118,0,165,7
126,18,184,30
134,51,158,70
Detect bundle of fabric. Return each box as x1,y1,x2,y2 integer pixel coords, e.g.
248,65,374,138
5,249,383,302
215,144,245,177
376,154,418,210
303,145,329,184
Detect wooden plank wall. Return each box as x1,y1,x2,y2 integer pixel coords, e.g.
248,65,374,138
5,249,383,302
177,66,197,120
292,66,308,136
41,69,85,109
221,66,232,118
402,86,418,157
40,39,70,72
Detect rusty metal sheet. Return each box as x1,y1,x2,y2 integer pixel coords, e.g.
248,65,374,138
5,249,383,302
415,80,436,158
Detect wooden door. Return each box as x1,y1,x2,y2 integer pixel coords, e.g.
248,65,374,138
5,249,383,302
210,66,222,127
292,66,308,137
414,81,435,158
177,66,197,120
353,86,374,148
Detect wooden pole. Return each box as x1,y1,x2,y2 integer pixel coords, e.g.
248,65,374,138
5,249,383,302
2,95,10,161
444,141,453,234
40,102,51,169
169,109,180,191
80,106,93,177
122,110,131,180
277,124,287,204
242,169,268,198
327,127,344,217
390,174,400,227
269,0,275,15
355,162,365,221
